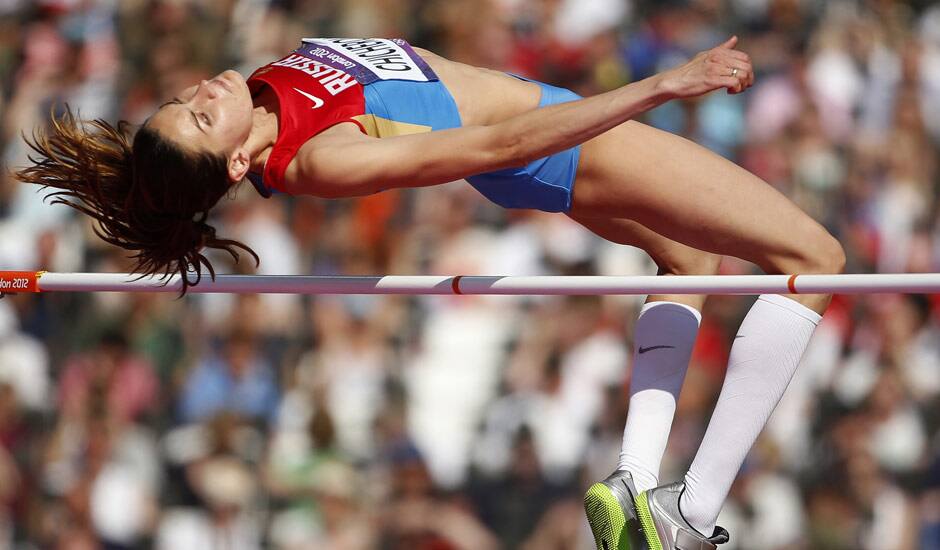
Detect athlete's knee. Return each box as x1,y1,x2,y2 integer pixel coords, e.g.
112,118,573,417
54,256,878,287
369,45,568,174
768,227,845,275
820,234,846,274
799,231,846,274
657,249,722,276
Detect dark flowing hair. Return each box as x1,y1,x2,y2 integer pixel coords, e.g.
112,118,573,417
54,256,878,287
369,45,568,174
15,106,259,294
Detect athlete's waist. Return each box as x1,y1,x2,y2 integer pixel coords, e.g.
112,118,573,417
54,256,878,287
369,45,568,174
359,79,462,137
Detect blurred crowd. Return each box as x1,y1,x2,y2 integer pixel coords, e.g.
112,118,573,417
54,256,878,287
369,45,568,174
1,0,940,548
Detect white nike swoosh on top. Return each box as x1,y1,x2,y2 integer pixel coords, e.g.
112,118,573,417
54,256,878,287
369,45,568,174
293,87,324,109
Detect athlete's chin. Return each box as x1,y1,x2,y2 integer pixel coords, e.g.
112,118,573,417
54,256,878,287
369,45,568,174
221,69,245,84
231,74,253,112
220,70,249,95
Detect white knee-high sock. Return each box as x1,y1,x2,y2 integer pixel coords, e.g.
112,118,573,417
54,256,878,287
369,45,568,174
619,301,701,493
680,294,820,534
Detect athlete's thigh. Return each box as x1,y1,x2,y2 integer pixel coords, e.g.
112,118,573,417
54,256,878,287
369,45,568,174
568,214,721,276
570,120,828,271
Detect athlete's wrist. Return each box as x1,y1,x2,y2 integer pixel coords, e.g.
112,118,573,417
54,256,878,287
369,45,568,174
632,74,678,109
647,73,681,102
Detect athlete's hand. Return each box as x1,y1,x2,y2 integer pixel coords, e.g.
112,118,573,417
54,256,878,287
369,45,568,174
655,36,754,99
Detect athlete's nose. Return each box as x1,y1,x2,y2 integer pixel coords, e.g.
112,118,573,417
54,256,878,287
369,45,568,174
201,80,218,100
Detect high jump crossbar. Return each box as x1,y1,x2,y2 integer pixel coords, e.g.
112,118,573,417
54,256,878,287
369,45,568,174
3,271,940,295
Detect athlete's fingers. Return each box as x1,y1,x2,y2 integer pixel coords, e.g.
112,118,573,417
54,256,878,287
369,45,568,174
706,53,748,76
677,40,752,98
717,50,752,83
715,52,753,91
725,59,750,73
708,50,749,71
737,59,754,88
726,60,751,83
708,75,739,93
724,50,751,63
718,35,738,50
717,49,751,67
722,72,745,94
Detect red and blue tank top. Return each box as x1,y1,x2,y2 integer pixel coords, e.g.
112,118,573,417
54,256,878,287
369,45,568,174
246,38,461,197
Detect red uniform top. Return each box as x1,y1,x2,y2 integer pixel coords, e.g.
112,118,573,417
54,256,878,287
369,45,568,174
247,54,368,194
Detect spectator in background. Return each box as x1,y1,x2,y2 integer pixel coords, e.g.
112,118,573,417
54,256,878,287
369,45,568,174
377,443,500,550
157,455,263,550
0,299,49,413
0,384,21,548
178,329,280,425
469,426,568,547
59,329,158,425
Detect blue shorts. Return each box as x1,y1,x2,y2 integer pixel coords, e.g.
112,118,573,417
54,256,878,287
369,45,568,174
466,80,582,213
364,76,582,213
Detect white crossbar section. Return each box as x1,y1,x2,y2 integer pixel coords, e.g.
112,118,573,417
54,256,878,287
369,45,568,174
3,272,939,295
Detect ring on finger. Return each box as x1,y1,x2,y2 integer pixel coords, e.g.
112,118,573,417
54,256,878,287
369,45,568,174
731,67,739,78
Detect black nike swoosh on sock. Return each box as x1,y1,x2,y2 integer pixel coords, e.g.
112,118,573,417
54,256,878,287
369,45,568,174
637,345,676,354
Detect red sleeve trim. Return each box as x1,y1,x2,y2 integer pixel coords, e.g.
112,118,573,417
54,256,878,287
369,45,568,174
262,117,368,193
248,66,367,194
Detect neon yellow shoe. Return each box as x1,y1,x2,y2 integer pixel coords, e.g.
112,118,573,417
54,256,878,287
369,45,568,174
584,470,646,550
635,482,730,550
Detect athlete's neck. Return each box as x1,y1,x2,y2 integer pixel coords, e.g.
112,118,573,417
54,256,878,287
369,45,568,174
245,87,280,174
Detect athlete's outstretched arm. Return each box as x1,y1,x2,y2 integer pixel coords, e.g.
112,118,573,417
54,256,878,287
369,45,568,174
290,37,752,198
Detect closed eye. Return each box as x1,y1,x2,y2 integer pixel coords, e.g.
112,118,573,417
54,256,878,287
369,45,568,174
155,96,206,133
158,97,183,109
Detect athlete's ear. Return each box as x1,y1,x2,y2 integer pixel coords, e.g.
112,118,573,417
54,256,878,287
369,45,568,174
228,148,251,184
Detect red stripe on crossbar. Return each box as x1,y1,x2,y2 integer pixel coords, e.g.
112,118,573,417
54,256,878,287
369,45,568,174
0,271,41,293
788,274,799,294
452,276,463,295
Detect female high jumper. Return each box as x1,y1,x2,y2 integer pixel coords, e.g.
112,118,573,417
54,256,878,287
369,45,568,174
17,37,844,549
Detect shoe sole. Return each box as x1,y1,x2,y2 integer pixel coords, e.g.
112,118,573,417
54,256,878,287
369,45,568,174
635,491,664,550
584,482,629,550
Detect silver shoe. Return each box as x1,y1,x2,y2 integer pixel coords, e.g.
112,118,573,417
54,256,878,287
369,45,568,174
635,482,729,550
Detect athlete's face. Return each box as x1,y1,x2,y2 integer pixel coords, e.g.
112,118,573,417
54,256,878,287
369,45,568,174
147,70,254,182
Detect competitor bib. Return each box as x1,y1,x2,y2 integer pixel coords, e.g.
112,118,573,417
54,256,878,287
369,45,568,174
298,38,438,84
